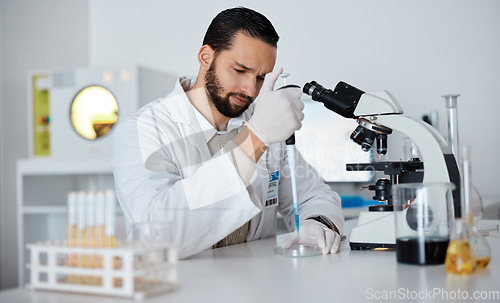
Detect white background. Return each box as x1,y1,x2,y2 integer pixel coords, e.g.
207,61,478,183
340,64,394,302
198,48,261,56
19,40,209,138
1,0,499,289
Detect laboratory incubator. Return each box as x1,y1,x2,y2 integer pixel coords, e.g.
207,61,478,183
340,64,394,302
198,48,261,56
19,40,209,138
28,66,175,159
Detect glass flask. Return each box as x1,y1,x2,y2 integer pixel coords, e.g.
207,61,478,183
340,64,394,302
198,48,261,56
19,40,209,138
445,218,476,275
469,222,491,270
445,146,491,274
461,146,491,269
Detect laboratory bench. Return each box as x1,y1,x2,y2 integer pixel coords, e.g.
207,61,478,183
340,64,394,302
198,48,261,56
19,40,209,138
1,219,499,303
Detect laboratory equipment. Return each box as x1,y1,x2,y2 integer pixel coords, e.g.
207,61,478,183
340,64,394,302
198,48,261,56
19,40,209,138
303,81,461,250
27,189,177,299
27,240,177,300
445,164,477,275
445,229,476,274
442,94,484,223
460,145,490,269
133,221,175,244
278,72,300,237
393,183,454,265
28,67,175,158
445,146,491,274
30,73,51,156
443,94,460,162
274,244,322,257
286,132,299,236
274,73,322,257
478,222,500,239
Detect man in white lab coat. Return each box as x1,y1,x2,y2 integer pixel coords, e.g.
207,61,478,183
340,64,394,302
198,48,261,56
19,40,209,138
111,7,344,259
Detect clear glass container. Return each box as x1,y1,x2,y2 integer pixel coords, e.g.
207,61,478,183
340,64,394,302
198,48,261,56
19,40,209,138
445,146,491,274
443,94,460,161
393,183,455,265
274,244,322,258
445,218,476,274
461,146,491,269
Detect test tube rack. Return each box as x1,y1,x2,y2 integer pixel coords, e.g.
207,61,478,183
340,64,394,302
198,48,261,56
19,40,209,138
26,240,177,300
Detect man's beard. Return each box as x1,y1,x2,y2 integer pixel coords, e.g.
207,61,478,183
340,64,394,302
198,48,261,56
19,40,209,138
205,60,253,118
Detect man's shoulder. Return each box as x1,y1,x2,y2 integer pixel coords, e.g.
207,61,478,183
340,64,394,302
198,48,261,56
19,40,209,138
132,93,188,123
132,75,192,116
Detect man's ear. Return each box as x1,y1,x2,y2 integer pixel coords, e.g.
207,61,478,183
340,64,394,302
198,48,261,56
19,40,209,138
198,45,215,71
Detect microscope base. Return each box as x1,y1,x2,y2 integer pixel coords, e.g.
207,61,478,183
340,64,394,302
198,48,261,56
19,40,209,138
349,210,396,250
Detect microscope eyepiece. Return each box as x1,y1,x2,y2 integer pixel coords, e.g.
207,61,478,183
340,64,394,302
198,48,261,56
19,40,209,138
303,81,365,119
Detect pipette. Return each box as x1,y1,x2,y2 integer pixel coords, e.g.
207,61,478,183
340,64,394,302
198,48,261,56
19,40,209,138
279,72,300,238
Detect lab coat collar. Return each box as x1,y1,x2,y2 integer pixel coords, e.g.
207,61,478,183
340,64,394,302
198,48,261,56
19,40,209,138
170,76,251,143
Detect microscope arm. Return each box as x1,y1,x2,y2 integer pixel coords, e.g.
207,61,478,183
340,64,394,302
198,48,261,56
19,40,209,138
372,115,450,184
411,115,452,154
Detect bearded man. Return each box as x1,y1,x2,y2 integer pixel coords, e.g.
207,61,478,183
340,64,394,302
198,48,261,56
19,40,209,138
112,7,343,259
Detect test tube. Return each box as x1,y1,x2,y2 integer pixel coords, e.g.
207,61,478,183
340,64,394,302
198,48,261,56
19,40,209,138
95,191,105,247
104,190,116,248
76,191,87,284
95,191,105,273
66,192,77,283
76,191,87,248
86,192,98,285
443,94,460,163
86,192,96,248
94,190,105,285
104,190,121,287
67,192,77,247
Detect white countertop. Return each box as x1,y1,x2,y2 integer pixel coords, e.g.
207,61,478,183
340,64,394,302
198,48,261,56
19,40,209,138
1,219,499,303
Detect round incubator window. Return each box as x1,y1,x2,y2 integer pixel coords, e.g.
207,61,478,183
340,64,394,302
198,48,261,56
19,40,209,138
70,85,118,140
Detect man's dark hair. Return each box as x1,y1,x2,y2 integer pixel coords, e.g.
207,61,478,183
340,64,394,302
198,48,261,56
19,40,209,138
203,7,279,52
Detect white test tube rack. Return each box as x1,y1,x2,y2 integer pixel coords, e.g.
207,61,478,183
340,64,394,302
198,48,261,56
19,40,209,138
27,240,177,300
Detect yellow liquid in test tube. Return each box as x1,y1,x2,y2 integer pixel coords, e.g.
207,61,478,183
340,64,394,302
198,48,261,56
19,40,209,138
104,189,116,249
66,190,120,286
95,191,105,271
86,191,98,285
104,190,121,287
66,192,77,283
76,191,88,284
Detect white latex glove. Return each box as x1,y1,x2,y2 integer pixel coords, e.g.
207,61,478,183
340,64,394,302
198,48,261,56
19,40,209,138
246,67,304,146
281,219,341,254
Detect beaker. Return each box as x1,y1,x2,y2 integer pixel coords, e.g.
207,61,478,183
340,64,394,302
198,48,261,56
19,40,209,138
133,221,175,245
393,183,455,265
133,221,177,271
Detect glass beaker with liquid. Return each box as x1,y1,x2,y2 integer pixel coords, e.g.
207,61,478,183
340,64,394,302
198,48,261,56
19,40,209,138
393,183,455,265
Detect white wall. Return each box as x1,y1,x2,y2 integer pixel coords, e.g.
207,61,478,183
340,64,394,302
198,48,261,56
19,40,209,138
0,0,88,289
89,0,500,199
0,0,4,289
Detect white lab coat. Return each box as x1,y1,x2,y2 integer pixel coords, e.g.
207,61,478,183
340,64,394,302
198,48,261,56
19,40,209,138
111,76,343,259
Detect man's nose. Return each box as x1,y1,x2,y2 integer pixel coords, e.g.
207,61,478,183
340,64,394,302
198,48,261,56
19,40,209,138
240,76,258,98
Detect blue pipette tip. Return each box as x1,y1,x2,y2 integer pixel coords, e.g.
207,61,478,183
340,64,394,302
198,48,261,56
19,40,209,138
295,214,300,239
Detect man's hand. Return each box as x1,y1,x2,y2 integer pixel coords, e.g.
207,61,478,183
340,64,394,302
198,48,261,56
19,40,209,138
246,67,304,146
281,219,341,254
